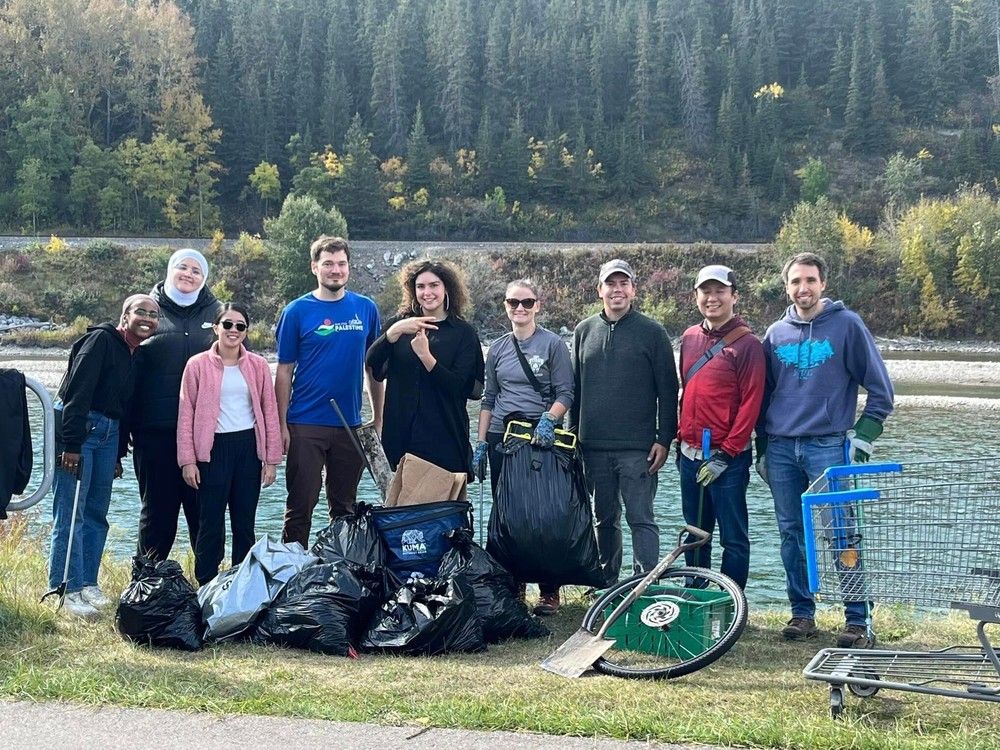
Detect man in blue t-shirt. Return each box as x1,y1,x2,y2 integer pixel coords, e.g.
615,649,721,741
275,235,384,546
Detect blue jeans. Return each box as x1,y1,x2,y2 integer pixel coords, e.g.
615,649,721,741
583,449,659,579
679,450,751,589
766,434,868,625
48,409,119,592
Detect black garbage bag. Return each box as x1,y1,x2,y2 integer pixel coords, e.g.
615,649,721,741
487,439,607,587
254,562,370,655
116,556,203,651
311,502,386,569
439,529,549,643
311,502,398,604
361,575,486,655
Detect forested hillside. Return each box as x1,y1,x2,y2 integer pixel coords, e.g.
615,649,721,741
2,0,999,241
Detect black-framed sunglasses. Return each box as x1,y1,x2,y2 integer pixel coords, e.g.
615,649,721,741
505,298,537,309
219,320,248,331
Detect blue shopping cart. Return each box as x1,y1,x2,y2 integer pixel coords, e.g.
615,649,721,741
800,459,1000,717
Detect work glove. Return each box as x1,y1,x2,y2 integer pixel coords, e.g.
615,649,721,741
696,451,733,486
532,412,557,449
848,415,883,463
754,435,769,486
473,440,489,482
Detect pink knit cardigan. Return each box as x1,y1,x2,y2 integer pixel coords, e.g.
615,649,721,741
177,342,283,467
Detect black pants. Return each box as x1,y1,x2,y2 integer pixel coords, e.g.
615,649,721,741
486,429,558,598
134,428,200,562
194,429,261,585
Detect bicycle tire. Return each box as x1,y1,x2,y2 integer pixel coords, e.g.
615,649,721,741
582,566,748,679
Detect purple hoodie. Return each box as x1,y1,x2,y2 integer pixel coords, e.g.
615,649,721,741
761,299,894,437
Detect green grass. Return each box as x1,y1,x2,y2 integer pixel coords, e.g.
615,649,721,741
2,516,998,749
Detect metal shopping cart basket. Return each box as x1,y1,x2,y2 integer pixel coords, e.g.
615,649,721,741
799,459,1000,717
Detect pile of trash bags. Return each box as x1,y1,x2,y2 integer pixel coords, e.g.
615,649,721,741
114,503,548,656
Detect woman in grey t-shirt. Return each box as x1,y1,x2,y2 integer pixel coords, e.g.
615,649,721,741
474,279,574,616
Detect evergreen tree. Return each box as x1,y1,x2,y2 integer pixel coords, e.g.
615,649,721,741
370,10,408,154
406,102,433,190
676,27,711,153
825,34,851,120
900,0,943,121
334,113,383,233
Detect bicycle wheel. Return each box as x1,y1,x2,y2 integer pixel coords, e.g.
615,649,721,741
582,566,747,679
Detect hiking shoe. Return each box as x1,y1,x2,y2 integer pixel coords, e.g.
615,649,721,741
533,593,560,616
837,624,874,649
81,585,112,609
781,617,818,640
63,591,100,620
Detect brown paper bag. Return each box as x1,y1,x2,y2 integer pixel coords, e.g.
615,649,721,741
384,453,468,507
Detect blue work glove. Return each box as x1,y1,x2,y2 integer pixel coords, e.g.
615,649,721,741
848,415,883,463
473,440,489,481
532,412,557,449
696,451,733,486
754,435,769,485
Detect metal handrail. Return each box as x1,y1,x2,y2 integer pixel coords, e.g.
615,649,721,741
7,375,55,512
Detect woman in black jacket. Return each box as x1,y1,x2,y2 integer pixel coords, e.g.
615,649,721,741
49,294,159,619
130,249,222,563
366,259,484,476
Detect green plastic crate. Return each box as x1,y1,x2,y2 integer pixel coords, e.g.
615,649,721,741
601,584,734,658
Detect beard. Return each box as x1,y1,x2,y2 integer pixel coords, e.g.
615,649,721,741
320,279,346,293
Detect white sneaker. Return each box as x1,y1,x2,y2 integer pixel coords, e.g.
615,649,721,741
81,585,112,609
63,591,100,620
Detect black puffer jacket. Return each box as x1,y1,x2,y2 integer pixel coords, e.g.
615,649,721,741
56,323,136,454
130,282,221,433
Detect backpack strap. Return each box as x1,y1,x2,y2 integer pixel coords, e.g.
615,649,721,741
683,326,752,385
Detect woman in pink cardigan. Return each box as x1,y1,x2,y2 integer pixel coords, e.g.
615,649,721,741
177,303,282,584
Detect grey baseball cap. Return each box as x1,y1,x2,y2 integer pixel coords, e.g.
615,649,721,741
694,264,736,290
599,258,636,283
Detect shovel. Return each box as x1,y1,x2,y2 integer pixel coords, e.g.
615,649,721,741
541,524,710,678
41,456,84,610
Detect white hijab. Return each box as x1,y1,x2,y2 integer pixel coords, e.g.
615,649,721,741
163,248,209,307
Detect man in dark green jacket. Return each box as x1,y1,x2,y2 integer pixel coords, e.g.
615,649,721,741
569,259,679,580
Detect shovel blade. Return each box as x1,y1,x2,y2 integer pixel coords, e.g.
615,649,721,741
540,627,616,678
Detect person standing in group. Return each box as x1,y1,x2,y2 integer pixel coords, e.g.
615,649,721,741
366,259,484,476
276,235,384,548
131,249,222,562
50,294,160,618
177,304,282,585
473,279,574,615
677,265,765,590
757,251,894,647
569,259,679,581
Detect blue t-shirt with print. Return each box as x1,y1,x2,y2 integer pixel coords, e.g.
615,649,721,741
276,291,381,427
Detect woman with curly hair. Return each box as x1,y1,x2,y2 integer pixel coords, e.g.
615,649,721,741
366,259,484,476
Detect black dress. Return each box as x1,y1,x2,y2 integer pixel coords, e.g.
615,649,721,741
366,314,484,476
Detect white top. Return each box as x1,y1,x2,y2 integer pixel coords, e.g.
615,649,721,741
217,365,256,433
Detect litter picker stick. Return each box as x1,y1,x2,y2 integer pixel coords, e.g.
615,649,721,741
329,398,380,494
40,456,84,610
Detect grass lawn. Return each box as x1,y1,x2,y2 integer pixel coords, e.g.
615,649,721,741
2,515,998,750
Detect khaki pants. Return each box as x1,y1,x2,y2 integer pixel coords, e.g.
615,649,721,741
282,423,364,547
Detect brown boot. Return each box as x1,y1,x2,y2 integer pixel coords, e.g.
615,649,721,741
533,591,560,616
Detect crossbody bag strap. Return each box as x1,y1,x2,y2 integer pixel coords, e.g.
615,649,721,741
683,326,752,385
511,334,555,405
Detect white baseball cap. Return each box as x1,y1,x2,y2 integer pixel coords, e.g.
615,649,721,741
694,264,736,290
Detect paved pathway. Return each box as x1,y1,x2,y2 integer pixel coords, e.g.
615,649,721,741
1,700,721,750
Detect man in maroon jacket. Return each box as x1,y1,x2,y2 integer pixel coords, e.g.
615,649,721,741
676,265,765,589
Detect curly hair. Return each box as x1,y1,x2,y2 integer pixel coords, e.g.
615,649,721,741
397,259,470,318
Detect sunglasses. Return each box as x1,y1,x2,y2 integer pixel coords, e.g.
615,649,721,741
219,320,248,332
505,298,537,309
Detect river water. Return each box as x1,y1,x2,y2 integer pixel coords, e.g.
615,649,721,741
8,352,1000,610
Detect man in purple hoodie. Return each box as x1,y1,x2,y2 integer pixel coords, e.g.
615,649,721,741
757,252,894,648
